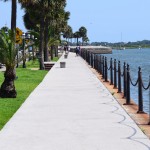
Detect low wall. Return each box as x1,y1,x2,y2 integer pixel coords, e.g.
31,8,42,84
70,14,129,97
70,46,112,54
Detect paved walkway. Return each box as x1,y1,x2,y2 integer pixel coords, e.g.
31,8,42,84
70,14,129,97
0,52,150,150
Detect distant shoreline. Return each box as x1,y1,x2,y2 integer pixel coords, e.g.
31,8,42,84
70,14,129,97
112,47,150,50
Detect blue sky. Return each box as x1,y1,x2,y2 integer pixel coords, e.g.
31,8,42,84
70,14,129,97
66,0,150,42
1,0,150,43
0,1,26,32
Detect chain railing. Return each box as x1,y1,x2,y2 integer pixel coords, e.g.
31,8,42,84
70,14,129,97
80,50,150,119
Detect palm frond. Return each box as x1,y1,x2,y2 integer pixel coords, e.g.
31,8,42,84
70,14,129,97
0,30,17,67
48,38,60,46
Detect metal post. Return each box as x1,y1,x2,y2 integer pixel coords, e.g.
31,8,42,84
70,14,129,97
22,38,26,68
118,61,122,93
88,51,90,64
82,50,84,59
87,51,88,63
110,58,113,85
88,51,89,64
137,67,144,113
102,56,105,79
99,55,102,74
90,52,92,67
126,64,130,104
114,59,117,88
93,53,95,68
95,54,97,69
95,55,97,70
90,52,92,66
104,57,108,82
123,62,127,98
96,55,99,73
89,52,91,65
85,50,87,61
98,55,100,73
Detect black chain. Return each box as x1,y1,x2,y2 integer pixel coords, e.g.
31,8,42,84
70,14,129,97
130,76,138,86
142,80,150,90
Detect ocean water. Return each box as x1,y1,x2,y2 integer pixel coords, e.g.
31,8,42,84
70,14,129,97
103,48,150,114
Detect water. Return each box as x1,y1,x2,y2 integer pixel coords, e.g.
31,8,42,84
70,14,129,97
103,48,150,113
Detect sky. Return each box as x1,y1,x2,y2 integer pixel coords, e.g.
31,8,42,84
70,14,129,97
0,1,26,32
1,0,150,43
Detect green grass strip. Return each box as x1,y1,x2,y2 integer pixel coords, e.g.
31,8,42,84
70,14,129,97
0,68,48,130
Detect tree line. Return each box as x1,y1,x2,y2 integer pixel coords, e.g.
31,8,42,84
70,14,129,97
0,0,89,98
91,40,150,49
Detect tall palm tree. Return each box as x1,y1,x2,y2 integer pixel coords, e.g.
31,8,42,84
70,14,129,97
82,36,89,45
79,26,87,45
45,0,69,60
19,0,45,69
19,0,69,64
63,25,72,42
0,0,17,98
73,31,80,46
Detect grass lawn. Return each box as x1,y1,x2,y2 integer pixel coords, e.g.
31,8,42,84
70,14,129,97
0,61,48,130
25,57,59,68
51,57,59,62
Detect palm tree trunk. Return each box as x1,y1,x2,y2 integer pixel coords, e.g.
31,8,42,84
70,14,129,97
11,0,16,35
39,16,45,70
50,45,54,60
77,37,79,46
55,45,58,57
44,18,49,62
0,67,17,98
11,0,16,56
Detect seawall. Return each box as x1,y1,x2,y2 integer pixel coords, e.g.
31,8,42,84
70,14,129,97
70,46,112,54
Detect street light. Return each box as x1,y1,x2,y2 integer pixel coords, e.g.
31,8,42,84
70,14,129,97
60,32,63,44
16,44,19,68
22,32,32,68
29,34,34,60
5,30,8,35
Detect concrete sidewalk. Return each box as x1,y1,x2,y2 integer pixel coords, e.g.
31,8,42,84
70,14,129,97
0,52,150,150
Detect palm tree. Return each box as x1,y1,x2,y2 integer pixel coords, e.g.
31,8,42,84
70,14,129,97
46,0,69,60
19,0,69,64
79,26,87,45
63,25,72,42
19,0,45,69
73,31,80,46
29,29,60,61
0,30,17,98
0,0,17,98
82,36,89,45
